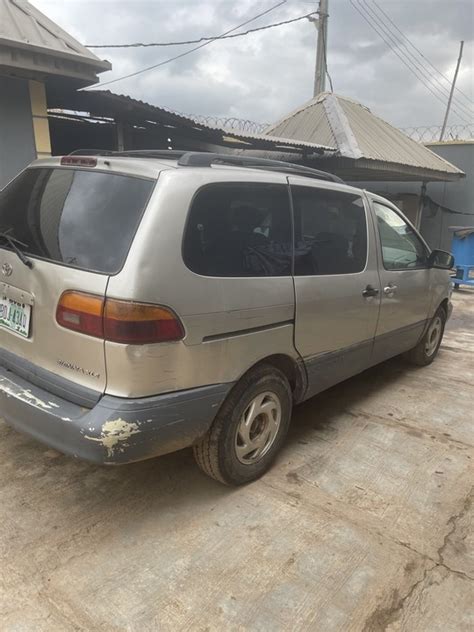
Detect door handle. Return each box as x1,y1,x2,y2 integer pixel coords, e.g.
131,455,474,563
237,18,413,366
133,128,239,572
362,284,379,298
383,284,398,296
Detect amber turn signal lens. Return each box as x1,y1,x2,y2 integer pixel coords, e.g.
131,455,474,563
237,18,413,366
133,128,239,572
56,292,184,344
56,291,104,338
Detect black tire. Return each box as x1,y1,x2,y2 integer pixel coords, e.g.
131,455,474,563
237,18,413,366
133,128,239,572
405,306,447,366
193,364,292,485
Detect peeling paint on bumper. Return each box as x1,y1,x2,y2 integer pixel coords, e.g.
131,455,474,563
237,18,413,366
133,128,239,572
0,366,231,464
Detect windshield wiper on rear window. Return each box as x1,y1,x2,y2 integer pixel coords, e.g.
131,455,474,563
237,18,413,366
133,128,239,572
0,231,33,269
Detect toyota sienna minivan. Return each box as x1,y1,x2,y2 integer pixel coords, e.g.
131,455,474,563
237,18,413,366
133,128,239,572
0,151,454,485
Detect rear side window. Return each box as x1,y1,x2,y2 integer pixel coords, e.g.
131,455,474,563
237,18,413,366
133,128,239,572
183,183,292,277
0,168,154,274
292,186,367,275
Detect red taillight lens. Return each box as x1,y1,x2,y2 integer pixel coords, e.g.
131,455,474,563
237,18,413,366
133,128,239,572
56,291,104,338
104,299,184,344
56,292,184,344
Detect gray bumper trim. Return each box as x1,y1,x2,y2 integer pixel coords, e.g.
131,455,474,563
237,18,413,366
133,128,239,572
0,348,101,408
0,366,232,464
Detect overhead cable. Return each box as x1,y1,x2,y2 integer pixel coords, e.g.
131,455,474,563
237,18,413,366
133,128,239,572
360,0,472,121
373,0,473,109
86,11,317,48
350,0,471,125
85,0,288,89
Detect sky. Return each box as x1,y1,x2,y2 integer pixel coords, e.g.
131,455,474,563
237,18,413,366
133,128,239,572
32,0,473,130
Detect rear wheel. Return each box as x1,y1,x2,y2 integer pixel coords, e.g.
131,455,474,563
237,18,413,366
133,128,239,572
405,306,446,366
193,365,292,485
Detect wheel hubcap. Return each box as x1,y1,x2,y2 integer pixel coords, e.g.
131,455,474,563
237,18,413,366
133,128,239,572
425,316,442,357
235,391,282,464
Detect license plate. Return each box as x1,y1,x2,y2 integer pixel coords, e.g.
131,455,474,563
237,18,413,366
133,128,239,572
0,296,31,337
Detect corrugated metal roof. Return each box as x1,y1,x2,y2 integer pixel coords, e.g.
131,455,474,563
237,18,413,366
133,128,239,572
95,90,336,151
49,88,336,153
219,129,335,151
264,93,464,180
0,0,110,70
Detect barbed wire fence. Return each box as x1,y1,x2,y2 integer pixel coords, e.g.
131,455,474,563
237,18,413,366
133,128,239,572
185,113,474,143
400,124,474,143
185,114,269,134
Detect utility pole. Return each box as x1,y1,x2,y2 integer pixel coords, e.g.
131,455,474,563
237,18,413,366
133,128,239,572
309,0,329,97
439,40,464,141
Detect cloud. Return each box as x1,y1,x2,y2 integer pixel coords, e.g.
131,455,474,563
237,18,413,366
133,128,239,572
32,0,473,128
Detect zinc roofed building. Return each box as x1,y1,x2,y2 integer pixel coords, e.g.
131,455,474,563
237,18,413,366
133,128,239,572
0,0,110,187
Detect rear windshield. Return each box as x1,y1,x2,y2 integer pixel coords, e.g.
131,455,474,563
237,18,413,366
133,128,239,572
0,167,154,274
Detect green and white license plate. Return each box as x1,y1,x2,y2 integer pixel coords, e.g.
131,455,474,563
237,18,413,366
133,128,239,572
0,296,31,337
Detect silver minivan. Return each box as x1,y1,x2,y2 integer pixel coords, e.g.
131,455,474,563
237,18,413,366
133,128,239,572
0,151,454,484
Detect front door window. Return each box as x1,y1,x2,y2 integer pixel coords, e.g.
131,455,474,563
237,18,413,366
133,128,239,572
374,202,428,270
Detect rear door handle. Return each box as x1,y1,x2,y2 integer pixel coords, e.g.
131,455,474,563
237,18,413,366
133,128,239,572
383,284,398,296
362,284,379,298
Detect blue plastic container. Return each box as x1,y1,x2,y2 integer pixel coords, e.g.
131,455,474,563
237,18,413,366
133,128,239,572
451,228,474,288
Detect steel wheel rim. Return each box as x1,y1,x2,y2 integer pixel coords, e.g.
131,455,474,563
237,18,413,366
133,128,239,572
425,316,442,357
235,391,282,465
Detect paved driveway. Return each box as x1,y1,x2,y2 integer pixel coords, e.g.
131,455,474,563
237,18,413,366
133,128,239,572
1,291,473,631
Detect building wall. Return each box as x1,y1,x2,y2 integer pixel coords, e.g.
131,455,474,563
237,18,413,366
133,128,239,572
420,143,474,251
0,76,51,189
425,143,473,215
354,142,474,252
0,76,36,188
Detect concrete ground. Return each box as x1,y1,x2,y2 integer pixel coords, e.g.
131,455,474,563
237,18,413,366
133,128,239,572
1,291,473,632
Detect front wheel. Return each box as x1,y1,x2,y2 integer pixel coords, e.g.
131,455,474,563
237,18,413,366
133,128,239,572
193,365,292,485
405,307,446,366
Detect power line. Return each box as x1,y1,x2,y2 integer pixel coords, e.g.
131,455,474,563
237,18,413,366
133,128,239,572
86,11,317,48
372,0,473,109
361,0,472,121
358,0,470,119
349,0,471,125
85,0,288,90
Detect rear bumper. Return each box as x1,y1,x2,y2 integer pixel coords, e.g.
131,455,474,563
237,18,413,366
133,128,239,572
0,366,231,464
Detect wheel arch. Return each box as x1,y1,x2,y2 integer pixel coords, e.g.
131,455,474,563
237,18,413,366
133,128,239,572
438,297,449,317
236,353,307,404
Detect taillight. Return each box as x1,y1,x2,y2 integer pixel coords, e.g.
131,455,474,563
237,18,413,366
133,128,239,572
56,292,184,344
104,299,184,344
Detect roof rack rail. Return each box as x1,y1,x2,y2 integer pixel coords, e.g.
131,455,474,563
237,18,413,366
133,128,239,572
177,152,344,184
112,149,188,160
69,149,114,156
68,149,188,160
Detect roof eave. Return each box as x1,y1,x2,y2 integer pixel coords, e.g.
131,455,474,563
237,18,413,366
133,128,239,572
0,37,111,71
318,156,465,182
0,43,110,86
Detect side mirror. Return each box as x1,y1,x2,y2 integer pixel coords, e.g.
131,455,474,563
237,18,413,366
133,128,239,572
428,249,455,270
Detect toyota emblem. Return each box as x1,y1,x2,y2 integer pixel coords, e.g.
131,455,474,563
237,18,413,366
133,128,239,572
1,263,13,277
